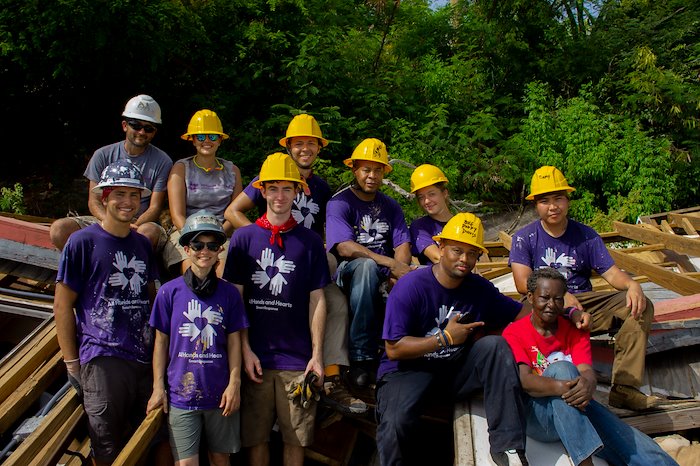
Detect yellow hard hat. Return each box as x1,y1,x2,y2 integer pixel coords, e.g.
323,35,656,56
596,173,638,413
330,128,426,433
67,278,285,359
433,213,487,253
526,166,575,200
343,138,392,173
252,152,309,190
279,114,329,147
410,164,449,193
181,109,229,141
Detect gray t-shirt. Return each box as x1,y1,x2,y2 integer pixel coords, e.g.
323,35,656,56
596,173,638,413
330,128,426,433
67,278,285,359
84,141,173,215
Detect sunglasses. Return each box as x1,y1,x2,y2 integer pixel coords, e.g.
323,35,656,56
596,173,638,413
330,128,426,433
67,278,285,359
127,120,156,133
189,241,222,252
195,134,220,142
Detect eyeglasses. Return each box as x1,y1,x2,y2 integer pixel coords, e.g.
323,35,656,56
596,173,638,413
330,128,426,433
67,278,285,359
126,120,156,133
189,241,222,252
195,134,220,142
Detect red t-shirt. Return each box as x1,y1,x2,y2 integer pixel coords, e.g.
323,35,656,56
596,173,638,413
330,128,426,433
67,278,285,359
502,315,591,376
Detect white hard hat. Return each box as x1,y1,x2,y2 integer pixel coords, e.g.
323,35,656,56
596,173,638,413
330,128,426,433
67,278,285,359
122,94,162,124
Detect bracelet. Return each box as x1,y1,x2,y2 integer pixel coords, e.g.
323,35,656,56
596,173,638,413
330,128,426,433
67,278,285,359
435,333,443,349
439,329,450,348
63,358,80,364
443,329,454,346
567,307,578,320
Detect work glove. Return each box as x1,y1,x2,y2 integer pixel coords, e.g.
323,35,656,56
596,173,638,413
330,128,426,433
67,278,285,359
65,359,83,399
286,372,320,408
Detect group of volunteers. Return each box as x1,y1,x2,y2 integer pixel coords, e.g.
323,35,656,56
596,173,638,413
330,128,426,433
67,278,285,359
50,94,678,466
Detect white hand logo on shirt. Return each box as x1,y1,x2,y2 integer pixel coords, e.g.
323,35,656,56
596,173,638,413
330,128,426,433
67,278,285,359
357,215,389,245
292,193,320,228
108,251,147,294
178,300,222,351
251,248,296,296
540,247,576,269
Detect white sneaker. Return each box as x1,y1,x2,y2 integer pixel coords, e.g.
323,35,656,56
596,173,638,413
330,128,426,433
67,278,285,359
490,449,528,466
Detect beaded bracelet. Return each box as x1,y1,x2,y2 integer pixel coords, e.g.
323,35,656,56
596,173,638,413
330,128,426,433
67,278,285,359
435,333,444,349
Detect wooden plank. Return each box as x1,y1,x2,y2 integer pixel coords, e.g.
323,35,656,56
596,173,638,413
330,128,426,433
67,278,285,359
616,243,665,253
653,293,700,320
112,407,165,466
31,403,84,466
620,405,700,435
0,216,54,249
0,351,63,434
453,401,475,466
498,231,512,251
60,437,91,466
660,220,675,234
0,324,58,405
680,218,698,236
646,348,700,399
4,389,83,466
608,249,700,296
0,240,60,271
613,221,700,257
669,213,700,231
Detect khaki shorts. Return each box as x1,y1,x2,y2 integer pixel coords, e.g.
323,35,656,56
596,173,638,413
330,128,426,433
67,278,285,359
162,229,229,269
241,370,316,448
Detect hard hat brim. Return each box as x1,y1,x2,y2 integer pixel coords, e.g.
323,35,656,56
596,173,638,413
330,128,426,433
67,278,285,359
525,186,575,201
122,112,161,125
92,181,152,197
181,131,230,141
279,136,329,147
252,178,309,191
432,234,488,254
343,158,393,173
179,227,227,246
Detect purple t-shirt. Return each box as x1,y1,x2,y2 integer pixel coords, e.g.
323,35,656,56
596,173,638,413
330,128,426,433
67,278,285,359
56,223,157,364
150,277,249,410
378,266,522,380
325,187,410,260
243,173,331,237
410,216,446,265
223,224,330,370
84,141,173,216
509,219,615,293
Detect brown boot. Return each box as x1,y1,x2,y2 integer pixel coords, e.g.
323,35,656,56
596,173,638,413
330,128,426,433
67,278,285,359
609,384,660,410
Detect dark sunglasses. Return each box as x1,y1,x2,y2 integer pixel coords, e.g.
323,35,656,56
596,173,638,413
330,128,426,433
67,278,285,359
189,241,222,252
127,120,157,133
195,134,220,142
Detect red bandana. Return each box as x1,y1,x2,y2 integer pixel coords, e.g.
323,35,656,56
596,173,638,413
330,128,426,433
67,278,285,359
255,213,298,248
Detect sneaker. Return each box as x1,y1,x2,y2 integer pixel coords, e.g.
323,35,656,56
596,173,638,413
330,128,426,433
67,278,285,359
609,384,660,411
490,449,529,466
322,375,368,415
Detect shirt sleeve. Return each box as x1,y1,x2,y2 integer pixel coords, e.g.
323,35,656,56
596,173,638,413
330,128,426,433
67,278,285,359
411,219,436,255
389,199,410,248
382,278,418,341
309,233,331,291
149,286,173,334
565,322,593,366
325,197,355,252
502,321,532,367
150,150,173,193
224,283,250,333
508,227,534,268
587,234,616,276
223,231,247,285
83,149,108,182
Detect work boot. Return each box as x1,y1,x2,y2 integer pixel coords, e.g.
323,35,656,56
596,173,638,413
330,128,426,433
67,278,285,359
490,449,529,466
609,384,660,411
344,360,377,389
321,375,368,415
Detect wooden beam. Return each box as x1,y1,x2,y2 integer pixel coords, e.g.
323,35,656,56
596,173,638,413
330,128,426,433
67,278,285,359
616,243,666,253
681,218,698,236
0,351,63,434
0,324,58,405
0,240,60,271
112,407,165,466
608,249,700,295
620,405,700,435
480,267,512,280
4,389,84,466
613,222,700,257
659,220,675,234
669,213,700,231
453,401,475,466
498,231,512,251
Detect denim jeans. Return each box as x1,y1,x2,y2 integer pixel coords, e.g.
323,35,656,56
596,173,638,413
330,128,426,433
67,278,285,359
527,361,678,466
376,336,527,465
335,258,383,361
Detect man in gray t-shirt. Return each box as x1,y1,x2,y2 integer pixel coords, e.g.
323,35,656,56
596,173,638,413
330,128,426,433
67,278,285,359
50,95,173,251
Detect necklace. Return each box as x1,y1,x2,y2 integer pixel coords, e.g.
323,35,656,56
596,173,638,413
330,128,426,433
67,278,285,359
193,155,223,172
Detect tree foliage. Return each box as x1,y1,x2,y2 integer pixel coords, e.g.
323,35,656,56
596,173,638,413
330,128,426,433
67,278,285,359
1,0,698,224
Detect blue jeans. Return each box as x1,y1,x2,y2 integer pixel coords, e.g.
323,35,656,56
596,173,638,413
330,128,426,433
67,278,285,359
527,361,678,466
376,336,527,465
336,258,383,361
